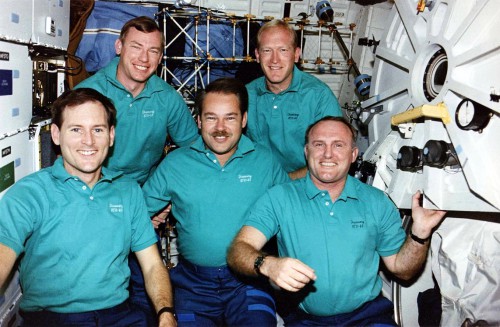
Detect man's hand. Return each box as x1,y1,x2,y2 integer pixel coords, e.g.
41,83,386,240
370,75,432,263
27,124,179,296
151,204,172,229
411,191,446,239
260,256,316,292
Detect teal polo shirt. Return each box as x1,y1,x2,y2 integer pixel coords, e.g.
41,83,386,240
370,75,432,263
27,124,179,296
76,57,198,185
245,174,406,316
246,66,342,173
0,157,157,313
142,135,290,267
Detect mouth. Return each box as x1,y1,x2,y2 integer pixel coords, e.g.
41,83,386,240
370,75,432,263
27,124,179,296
320,162,337,167
212,132,230,142
78,150,97,156
134,64,148,71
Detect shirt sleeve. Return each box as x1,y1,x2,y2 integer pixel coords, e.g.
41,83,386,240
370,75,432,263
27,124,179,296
376,194,407,257
244,190,280,241
130,184,158,253
0,181,42,255
142,158,173,217
166,91,199,147
315,86,343,118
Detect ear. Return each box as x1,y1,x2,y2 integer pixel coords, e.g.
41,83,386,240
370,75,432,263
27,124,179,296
197,115,202,129
241,112,248,129
255,48,260,63
109,126,115,147
294,47,301,63
115,39,123,55
351,146,359,163
51,124,61,146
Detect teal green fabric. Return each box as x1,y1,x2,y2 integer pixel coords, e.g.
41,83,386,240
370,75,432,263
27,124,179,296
246,66,342,173
142,135,290,266
0,157,157,313
245,174,406,316
76,57,198,185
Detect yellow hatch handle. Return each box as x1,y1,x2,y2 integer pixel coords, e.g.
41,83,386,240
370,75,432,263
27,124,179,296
391,102,450,126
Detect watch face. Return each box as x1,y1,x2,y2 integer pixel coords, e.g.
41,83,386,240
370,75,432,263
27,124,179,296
456,100,475,128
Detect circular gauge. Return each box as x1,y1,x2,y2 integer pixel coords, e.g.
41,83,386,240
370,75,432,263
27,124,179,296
455,99,492,132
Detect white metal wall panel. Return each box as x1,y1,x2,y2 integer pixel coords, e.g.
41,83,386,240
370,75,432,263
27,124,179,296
31,0,70,50
0,41,33,133
0,0,33,44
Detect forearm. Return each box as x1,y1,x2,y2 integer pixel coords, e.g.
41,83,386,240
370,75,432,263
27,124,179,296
391,235,430,280
227,239,263,277
144,263,174,311
288,166,307,180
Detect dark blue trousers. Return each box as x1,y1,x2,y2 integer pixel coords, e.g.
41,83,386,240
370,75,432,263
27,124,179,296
171,257,277,327
283,295,398,327
20,300,149,327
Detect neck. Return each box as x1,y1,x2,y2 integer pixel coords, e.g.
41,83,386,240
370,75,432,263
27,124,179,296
266,81,289,94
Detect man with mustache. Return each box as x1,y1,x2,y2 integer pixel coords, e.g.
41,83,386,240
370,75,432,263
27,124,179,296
142,78,290,326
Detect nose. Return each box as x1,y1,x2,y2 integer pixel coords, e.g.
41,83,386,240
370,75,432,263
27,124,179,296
270,50,279,63
82,131,95,145
138,49,148,62
324,145,333,158
215,119,226,131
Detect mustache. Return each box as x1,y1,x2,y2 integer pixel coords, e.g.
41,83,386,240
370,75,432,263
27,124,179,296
211,131,230,137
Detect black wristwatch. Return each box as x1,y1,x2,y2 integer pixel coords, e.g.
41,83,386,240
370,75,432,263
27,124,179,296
410,231,430,244
254,254,267,274
157,306,175,320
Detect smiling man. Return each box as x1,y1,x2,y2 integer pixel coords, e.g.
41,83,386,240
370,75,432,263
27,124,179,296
228,116,446,326
75,16,198,320
142,78,290,326
0,88,176,327
246,19,343,179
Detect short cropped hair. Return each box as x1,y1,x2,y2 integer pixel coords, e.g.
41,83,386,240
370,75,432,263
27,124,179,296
120,16,164,49
257,19,299,49
195,78,249,116
51,88,117,129
305,116,358,147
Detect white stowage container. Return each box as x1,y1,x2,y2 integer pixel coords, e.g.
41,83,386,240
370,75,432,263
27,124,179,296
31,0,70,50
0,0,33,44
0,41,33,135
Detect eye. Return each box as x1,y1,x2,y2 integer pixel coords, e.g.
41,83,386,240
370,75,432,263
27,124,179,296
313,142,325,148
280,48,289,53
205,116,216,122
149,49,161,56
70,127,82,134
93,128,104,134
334,143,345,149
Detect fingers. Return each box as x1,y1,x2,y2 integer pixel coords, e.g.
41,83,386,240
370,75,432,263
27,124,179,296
269,258,316,292
151,204,172,229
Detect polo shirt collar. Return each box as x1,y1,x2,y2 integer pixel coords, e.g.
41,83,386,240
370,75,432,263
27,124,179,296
255,65,302,96
304,173,360,201
191,134,255,158
51,157,122,184
103,57,163,97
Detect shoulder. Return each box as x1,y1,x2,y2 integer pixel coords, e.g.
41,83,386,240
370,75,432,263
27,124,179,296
349,177,394,206
246,77,265,92
2,169,52,201
297,70,332,92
